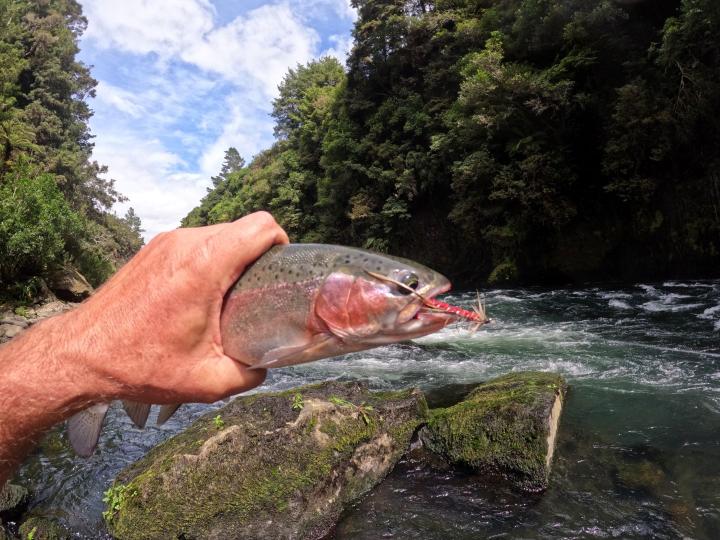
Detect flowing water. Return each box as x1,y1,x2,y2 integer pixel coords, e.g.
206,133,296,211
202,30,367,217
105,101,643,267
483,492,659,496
12,280,720,539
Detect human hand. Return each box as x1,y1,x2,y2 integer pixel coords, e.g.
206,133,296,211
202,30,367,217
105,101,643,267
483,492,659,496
63,211,289,405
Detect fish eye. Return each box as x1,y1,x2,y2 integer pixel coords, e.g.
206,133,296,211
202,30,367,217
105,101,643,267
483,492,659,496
399,272,419,294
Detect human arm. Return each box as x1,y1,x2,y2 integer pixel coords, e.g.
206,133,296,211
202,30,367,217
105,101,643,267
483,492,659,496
0,211,288,484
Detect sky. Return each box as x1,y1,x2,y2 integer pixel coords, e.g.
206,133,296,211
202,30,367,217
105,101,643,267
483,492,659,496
77,0,357,239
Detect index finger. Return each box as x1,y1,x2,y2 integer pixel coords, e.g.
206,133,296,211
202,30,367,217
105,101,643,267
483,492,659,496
207,212,289,291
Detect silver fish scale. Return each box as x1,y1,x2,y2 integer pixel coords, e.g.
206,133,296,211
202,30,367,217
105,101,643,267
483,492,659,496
234,244,433,291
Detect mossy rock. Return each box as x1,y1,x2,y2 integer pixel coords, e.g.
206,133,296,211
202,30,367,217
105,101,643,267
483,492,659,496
616,459,667,494
18,517,70,540
0,484,29,520
423,372,567,491
106,381,427,540
487,260,519,284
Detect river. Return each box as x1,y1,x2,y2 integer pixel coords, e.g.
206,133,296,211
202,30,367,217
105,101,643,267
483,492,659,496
15,280,720,538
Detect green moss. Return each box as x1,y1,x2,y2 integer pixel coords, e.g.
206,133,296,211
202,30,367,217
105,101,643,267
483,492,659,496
102,483,137,523
18,517,70,540
426,372,566,491
487,259,519,284
107,381,426,540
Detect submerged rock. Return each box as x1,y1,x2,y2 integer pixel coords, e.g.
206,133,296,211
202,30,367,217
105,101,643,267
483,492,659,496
422,372,567,491
106,381,427,540
18,517,71,540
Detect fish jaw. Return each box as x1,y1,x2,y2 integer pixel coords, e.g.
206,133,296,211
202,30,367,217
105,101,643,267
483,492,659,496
314,272,455,346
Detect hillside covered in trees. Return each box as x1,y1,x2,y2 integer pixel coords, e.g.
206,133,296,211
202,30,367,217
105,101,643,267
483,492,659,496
185,0,720,285
0,0,143,300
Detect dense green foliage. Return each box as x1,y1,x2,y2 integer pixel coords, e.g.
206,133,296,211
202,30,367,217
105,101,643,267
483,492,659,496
188,0,720,284
0,0,142,298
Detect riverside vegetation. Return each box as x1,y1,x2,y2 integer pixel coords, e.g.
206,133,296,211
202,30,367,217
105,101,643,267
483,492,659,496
2,0,718,298
0,0,143,302
185,0,720,285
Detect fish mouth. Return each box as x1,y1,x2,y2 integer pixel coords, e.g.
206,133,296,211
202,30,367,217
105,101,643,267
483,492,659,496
392,282,457,339
413,282,456,324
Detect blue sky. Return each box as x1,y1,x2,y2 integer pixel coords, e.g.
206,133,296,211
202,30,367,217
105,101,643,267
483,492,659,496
78,0,356,239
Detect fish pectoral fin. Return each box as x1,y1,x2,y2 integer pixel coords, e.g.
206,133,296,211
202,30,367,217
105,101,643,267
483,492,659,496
157,404,182,426
67,403,110,457
122,400,151,428
251,335,340,369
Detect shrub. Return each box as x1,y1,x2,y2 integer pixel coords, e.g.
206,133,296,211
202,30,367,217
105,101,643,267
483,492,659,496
0,160,83,288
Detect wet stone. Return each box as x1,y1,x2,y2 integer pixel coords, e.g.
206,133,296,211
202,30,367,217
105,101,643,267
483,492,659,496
19,516,71,540
0,317,28,329
106,381,428,540
0,325,23,340
422,372,567,492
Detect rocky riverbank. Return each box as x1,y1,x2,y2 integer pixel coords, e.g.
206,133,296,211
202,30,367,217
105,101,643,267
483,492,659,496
0,265,91,344
0,301,76,344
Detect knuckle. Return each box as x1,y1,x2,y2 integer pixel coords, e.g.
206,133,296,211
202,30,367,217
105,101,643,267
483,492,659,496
252,210,276,227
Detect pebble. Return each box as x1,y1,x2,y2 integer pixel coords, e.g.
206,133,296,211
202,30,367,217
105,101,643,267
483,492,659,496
0,317,28,328
0,324,22,339
0,301,77,343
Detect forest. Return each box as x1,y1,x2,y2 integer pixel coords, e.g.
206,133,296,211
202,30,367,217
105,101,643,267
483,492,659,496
0,0,142,300
1,0,719,294
185,0,720,285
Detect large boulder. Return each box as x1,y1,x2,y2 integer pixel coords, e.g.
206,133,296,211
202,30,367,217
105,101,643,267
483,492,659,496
105,381,428,540
422,372,567,491
47,265,92,302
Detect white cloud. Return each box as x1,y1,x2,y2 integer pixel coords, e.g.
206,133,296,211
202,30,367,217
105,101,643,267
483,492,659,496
92,134,207,238
291,0,357,21
83,0,215,57
80,1,355,239
95,81,145,118
181,3,320,97
84,1,321,98
198,98,275,179
322,33,354,63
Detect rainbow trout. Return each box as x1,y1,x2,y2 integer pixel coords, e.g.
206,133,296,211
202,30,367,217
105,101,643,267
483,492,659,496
68,244,488,456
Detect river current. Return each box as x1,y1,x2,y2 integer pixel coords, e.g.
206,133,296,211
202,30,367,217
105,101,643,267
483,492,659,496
15,280,720,538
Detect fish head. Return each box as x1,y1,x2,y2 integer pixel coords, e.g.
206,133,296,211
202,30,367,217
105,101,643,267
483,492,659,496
314,251,455,345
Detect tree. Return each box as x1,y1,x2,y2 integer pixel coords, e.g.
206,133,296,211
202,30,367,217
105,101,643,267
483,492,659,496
0,0,145,296
184,0,720,283
210,147,245,189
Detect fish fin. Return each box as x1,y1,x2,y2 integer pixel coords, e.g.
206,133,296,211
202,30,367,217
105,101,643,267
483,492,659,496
122,400,151,428
157,404,182,425
250,335,339,369
67,403,110,457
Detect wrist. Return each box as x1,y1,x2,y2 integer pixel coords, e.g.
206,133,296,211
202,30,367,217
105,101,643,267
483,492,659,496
3,311,113,415
44,308,122,403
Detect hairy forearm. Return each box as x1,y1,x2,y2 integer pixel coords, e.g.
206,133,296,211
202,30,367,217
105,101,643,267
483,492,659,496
0,312,107,485
0,213,286,485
